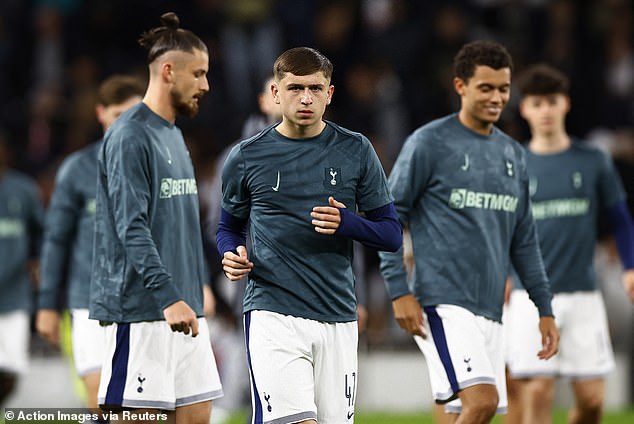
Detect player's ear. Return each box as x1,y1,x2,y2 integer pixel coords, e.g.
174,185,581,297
453,77,465,96
564,95,571,114
272,83,281,104
162,62,174,83
95,104,105,125
519,99,528,119
326,85,334,105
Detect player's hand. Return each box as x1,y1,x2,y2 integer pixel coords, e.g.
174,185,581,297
537,316,559,360
222,245,253,281
36,309,61,346
392,294,427,338
311,196,346,234
163,300,199,337
622,269,634,303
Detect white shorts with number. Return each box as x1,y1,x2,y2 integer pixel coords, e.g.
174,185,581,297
245,310,358,424
71,309,106,377
415,304,507,415
506,290,614,379
98,318,223,410
0,310,29,374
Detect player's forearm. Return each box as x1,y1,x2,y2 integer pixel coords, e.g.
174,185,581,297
606,201,634,269
215,208,248,255
336,203,403,252
37,239,70,309
379,246,411,300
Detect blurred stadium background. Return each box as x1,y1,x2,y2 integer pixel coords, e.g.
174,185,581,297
1,0,633,421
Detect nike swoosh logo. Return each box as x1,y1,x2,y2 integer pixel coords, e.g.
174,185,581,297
272,171,280,191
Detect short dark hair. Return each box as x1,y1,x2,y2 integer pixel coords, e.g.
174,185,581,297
273,47,333,81
138,12,207,64
96,75,145,107
453,40,513,83
517,63,569,97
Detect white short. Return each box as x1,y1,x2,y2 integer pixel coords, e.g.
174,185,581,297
98,318,223,410
415,304,507,415
71,309,106,377
0,310,29,374
506,290,614,379
245,310,358,424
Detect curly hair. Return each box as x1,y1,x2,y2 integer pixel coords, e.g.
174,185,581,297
453,40,513,83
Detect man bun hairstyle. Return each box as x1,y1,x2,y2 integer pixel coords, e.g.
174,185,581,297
138,12,207,64
517,63,570,97
273,47,333,82
454,40,513,83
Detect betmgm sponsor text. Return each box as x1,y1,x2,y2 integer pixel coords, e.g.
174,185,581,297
449,188,518,212
160,177,198,199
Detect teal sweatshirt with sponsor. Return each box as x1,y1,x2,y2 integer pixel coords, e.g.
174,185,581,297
515,141,626,293
90,103,205,323
380,114,552,322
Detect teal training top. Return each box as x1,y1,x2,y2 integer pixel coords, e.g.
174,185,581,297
90,103,206,322
380,114,552,322
0,170,43,313
516,141,626,293
39,141,100,310
221,121,392,322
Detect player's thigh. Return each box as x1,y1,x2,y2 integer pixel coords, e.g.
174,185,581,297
418,305,505,414
175,400,211,424
559,292,614,378
99,320,222,411
506,290,558,377
245,310,318,424
174,318,223,407
313,320,358,424
71,308,106,377
98,322,177,410
0,310,29,374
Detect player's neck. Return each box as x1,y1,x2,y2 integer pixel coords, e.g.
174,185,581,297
457,111,494,136
143,83,176,124
276,119,326,139
529,131,571,154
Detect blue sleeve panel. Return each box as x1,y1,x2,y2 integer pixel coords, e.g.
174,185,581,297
216,208,248,255
336,202,402,252
606,201,634,269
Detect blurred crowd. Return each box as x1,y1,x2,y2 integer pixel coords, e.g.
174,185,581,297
0,0,633,360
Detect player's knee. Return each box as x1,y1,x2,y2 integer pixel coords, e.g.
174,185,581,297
524,378,555,409
576,392,604,416
462,392,498,422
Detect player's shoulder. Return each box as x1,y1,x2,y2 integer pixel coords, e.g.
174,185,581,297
3,169,39,195
403,114,459,151
569,138,609,159
58,141,101,175
55,140,101,183
325,120,367,144
235,123,277,151
103,108,151,153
